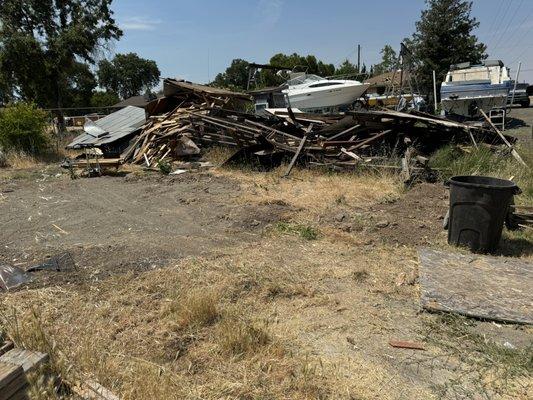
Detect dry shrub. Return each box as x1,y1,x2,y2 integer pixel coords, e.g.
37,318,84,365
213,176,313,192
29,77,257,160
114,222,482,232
176,290,220,329
216,318,271,357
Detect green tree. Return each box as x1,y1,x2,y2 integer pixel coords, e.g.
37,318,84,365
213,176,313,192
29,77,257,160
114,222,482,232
259,53,335,87
0,103,49,154
0,0,122,108
64,62,98,108
97,53,161,99
409,0,487,94
212,59,250,91
90,91,120,108
335,59,359,76
373,45,399,75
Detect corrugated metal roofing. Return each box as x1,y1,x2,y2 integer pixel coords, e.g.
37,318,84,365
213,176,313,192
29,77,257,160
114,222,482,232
67,106,146,149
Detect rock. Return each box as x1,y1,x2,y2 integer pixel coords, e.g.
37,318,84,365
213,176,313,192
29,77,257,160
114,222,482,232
376,220,390,228
334,212,348,222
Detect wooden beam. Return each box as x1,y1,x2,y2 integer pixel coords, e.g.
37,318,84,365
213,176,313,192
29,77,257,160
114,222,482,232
478,109,528,168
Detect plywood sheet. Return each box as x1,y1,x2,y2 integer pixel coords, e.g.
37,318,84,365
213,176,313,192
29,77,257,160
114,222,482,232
418,248,532,324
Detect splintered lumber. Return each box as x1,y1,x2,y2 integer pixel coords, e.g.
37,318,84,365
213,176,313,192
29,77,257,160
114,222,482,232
0,362,29,400
284,134,308,177
72,379,121,400
0,348,49,373
419,248,533,324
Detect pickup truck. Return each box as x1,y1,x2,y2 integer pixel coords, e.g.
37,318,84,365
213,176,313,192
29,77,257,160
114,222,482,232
508,83,531,107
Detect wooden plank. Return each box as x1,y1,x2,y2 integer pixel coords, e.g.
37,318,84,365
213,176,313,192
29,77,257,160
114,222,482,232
72,379,121,400
419,248,533,324
283,134,308,177
4,390,30,400
0,362,20,388
478,109,528,167
389,340,426,350
0,342,14,357
350,130,392,150
0,349,49,373
1,373,28,400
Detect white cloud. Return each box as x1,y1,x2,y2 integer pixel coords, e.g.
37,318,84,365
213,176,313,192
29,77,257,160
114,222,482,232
120,16,162,31
257,0,283,26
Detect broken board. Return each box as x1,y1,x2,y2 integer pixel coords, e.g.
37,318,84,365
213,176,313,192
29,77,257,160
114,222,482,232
0,348,49,373
0,362,29,400
418,248,533,324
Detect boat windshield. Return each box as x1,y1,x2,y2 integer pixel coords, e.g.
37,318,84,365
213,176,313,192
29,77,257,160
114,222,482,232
287,74,323,86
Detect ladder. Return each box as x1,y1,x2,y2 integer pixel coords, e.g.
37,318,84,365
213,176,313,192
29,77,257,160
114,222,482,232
489,108,506,131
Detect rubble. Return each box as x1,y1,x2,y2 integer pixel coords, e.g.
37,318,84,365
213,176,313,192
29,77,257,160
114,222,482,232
119,78,513,177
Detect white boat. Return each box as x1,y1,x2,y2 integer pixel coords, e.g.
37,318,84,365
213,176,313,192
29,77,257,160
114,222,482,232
282,74,370,111
440,60,512,118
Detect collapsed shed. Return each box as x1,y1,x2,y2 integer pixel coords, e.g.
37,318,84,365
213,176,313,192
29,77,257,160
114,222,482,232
66,106,146,157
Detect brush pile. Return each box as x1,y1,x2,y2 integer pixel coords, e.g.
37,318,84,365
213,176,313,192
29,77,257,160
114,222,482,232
122,79,513,174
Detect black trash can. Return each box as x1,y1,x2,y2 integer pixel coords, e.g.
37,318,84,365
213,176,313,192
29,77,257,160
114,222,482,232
448,176,520,253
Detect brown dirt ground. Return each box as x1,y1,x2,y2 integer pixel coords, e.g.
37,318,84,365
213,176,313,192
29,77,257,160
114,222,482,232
0,159,531,399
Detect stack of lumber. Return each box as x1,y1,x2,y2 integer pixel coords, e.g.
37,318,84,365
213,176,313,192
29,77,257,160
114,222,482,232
508,205,533,230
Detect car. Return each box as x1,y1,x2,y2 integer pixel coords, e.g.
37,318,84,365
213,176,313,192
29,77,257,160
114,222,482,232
507,83,531,107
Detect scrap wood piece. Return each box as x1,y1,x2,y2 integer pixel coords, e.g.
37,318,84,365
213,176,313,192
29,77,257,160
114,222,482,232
0,342,14,357
0,362,29,400
72,379,121,400
478,108,528,168
418,248,533,324
389,340,426,350
350,129,393,150
283,134,308,177
0,348,49,373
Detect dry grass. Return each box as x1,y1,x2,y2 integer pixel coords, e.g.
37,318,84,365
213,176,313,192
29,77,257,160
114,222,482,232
212,163,402,225
0,236,437,399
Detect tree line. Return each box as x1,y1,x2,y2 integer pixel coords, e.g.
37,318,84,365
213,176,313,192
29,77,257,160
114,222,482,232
0,0,487,109
0,0,161,110
214,0,486,98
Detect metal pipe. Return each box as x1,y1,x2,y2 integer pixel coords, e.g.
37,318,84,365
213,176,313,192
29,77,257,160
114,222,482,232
433,70,438,113
509,62,522,112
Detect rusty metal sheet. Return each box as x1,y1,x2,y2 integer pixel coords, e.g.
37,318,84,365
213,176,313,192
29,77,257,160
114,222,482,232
418,248,533,324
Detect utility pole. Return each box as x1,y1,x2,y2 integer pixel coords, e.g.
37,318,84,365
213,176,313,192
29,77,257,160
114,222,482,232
357,44,361,72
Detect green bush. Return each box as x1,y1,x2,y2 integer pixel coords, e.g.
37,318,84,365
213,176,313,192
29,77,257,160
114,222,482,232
0,103,49,154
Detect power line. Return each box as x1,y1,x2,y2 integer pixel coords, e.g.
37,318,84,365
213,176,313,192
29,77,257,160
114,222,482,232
486,0,505,35
498,6,533,59
491,0,524,52
487,0,514,50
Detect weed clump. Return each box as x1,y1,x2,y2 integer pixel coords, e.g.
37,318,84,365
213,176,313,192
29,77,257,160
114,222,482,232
275,221,319,240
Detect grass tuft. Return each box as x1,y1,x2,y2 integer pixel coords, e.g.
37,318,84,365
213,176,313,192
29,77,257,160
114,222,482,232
176,290,220,329
275,221,319,240
217,318,271,357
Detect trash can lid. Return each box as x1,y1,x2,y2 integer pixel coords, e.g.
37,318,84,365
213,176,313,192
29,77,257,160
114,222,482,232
449,175,518,191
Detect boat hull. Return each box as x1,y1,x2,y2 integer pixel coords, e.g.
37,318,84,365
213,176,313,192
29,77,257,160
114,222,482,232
440,81,511,117
285,84,370,110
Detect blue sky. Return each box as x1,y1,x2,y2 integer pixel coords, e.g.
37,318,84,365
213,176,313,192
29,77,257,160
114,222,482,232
108,0,533,84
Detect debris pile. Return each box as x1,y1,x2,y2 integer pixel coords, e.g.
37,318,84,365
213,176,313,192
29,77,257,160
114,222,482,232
120,79,512,174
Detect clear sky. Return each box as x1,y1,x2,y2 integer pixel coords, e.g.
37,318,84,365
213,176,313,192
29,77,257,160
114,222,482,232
108,0,533,84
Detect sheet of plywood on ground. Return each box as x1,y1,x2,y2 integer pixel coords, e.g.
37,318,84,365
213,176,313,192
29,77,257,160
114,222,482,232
418,248,533,324
0,362,29,400
0,348,49,373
